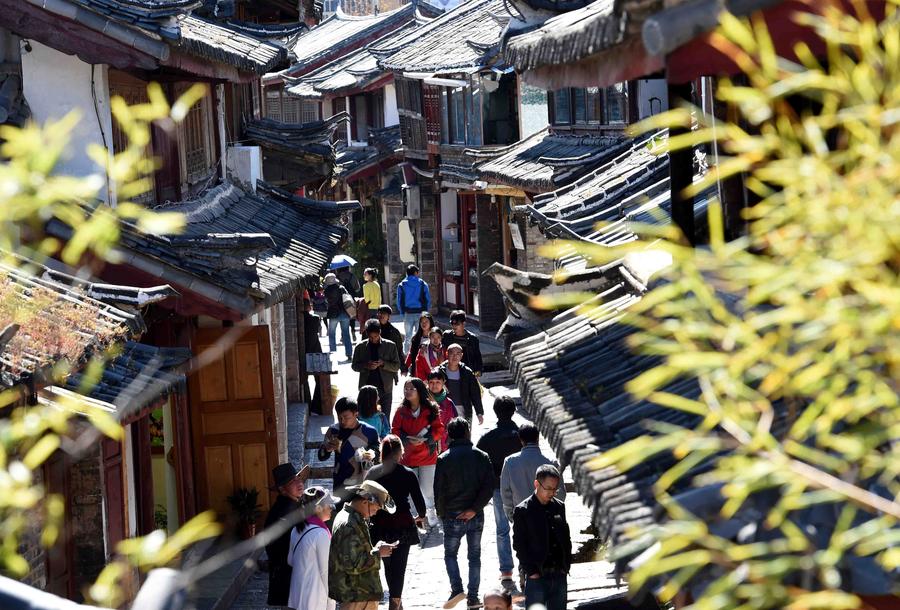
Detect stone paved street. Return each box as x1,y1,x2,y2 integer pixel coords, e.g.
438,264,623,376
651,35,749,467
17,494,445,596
230,325,620,609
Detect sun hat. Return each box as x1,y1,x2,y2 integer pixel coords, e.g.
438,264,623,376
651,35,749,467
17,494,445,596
270,462,310,490
301,486,339,508
323,273,340,286
347,480,396,513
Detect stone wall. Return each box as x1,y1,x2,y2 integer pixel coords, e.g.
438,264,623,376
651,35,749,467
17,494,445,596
283,297,302,404
522,221,555,274
384,200,405,302
476,196,505,332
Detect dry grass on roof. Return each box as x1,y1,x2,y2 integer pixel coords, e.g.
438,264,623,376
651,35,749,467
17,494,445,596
0,274,126,382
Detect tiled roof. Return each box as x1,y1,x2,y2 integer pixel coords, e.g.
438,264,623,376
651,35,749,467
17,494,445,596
224,19,309,41
61,341,190,418
334,125,402,179
244,113,348,163
517,133,710,267
177,14,288,73
375,0,507,73
286,46,381,99
70,0,201,39
48,182,356,313
286,4,416,73
472,128,627,193
0,260,143,388
501,0,626,73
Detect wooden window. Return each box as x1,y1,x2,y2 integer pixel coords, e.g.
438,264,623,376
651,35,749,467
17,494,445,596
109,74,156,204
552,85,629,127
282,97,300,124
179,90,216,187
370,90,384,130
265,89,282,120
301,100,319,123
447,87,466,144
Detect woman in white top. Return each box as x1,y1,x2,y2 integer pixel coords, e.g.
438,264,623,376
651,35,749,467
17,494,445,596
287,486,339,610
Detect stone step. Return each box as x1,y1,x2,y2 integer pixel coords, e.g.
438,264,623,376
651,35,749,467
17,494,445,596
304,413,334,449
304,447,333,479
480,369,515,388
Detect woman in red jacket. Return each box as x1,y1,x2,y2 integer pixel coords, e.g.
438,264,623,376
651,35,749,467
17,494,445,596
391,377,445,528
409,327,447,381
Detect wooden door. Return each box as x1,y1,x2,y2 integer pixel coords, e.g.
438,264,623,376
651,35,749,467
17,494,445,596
189,326,278,520
45,452,74,599
102,437,127,555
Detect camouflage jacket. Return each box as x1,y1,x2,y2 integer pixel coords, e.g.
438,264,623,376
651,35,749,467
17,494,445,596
328,504,382,602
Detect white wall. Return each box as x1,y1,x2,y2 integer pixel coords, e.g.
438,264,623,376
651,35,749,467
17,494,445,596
21,41,115,203
637,78,669,120
383,82,399,127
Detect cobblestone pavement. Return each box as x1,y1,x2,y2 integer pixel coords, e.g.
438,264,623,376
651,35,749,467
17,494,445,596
231,325,612,609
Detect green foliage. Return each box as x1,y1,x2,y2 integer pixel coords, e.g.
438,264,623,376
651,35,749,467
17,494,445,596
542,4,899,609
0,83,219,598
344,203,386,275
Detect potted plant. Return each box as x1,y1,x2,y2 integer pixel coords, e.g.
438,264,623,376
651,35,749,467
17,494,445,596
227,487,262,539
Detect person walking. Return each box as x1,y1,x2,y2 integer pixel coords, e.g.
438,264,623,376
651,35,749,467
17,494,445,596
301,298,324,414
434,417,495,608
287,486,339,610
324,273,353,362
263,462,310,607
395,264,431,354
405,312,436,378
358,385,390,440
500,423,566,523
336,263,362,342
377,305,407,379
439,344,484,426
512,465,571,610
365,435,428,610
426,369,458,452
391,378,445,529
475,397,522,593
318,397,380,499
329,480,398,610
352,319,402,421
411,327,446,381
363,267,382,314
441,310,483,376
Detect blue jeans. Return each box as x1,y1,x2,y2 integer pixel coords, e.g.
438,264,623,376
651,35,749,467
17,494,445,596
402,312,420,353
328,313,352,359
493,489,513,574
443,512,484,598
525,572,567,610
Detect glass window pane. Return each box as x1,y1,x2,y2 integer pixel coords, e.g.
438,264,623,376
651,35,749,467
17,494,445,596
605,83,627,123
553,88,571,124
573,88,587,123
586,87,602,123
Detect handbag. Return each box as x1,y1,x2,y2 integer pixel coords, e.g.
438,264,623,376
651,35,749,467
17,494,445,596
341,290,357,318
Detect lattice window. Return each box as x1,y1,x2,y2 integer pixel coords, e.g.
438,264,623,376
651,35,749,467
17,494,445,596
109,74,156,205
181,93,215,186
301,100,319,124
265,89,282,121
282,97,300,124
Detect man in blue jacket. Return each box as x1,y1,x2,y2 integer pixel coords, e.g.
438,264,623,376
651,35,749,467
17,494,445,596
395,264,431,353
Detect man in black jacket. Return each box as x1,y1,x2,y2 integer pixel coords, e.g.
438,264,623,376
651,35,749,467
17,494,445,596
377,305,407,375
475,396,521,591
439,344,483,426
512,464,571,610
434,417,495,608
302,298,324,413
441,310,483,375
263,461,310,606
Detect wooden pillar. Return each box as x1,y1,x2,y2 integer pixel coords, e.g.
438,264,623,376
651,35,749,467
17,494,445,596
668,82,695,246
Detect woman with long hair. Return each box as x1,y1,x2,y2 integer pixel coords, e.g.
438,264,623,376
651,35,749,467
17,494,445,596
365,435,427,610
405,312,436,378
358,384,390,439
287,486,338,610
411,327,447,382
390,377,445,528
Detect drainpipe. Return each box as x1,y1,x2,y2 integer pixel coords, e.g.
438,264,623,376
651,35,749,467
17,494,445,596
216,83,227,180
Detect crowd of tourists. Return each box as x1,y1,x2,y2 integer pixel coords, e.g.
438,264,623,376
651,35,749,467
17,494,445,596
263,262,572,610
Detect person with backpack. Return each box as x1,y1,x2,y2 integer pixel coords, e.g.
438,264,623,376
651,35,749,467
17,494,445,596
287,486,339,610
324,273,353,362
395,264,431,353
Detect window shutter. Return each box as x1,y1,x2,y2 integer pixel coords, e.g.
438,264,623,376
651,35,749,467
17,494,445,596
423,84,442,146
